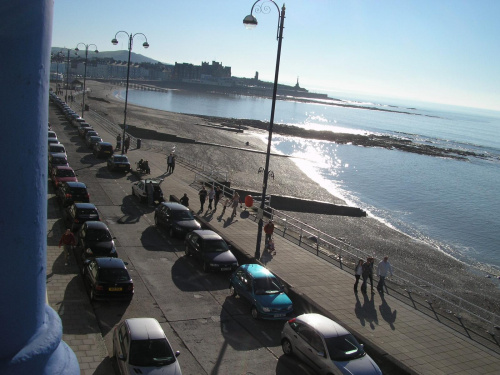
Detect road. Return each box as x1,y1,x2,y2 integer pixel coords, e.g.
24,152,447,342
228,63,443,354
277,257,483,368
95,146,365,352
49,106,317,375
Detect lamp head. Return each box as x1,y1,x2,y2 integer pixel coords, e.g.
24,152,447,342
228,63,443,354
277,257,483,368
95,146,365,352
111,38,118,45
142,41,149,49
243,14,258,29
94,49,99,53
75,47,79,52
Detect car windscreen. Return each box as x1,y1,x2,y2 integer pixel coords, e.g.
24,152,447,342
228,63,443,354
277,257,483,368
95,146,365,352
69,187,87,196
56,169,75,177
52,157,67,164
202,239,228,253
100,145,113,151
86,229,112,241
171,210,194,221
324,334,365,361
253,276,283,295
128,339,176,367
50,146,65,153
98,268,130,282
113,156,128,162
76,208,98,217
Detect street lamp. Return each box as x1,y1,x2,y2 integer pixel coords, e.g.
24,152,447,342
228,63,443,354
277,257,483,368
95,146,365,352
64,49,74,103
75,43,98,117
111,31,149,154
51,51,64,84
243,0,285,260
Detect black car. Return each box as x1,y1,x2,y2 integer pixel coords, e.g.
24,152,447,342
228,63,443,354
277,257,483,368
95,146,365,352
76,221,117,260
86,136,103,149
48,152,68,171
184,230,238,272
82,257,133,301
64,202,100,232
84,130,99,143
155,202,201,238
107,155,131,172
56,181,90,207
93,142,114,158
78,123,93,137
48,143,66,156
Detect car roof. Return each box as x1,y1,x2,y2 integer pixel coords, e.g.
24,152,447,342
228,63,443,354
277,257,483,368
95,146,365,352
65,181,87,188
159,202,189,211
294,313,350,338
125,318,166,341
73,202,96,209
53,165,73,171
240,264,274,279
95,257,125,269
143,178,163,185
192,230,222,240
84,221,108,230
50,152,67,158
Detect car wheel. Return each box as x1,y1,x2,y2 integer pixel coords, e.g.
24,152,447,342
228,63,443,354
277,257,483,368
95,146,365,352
185,245,190,256
282,338,293,356
229,284,237,297
251,306,259,319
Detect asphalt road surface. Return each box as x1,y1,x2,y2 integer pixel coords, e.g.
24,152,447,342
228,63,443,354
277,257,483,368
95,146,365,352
49,108,318,375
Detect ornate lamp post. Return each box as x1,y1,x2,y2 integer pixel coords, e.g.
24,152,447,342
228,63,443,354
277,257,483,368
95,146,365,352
64,49,73,102
244,0,286,260
111,31,149,154
51,51,64,84
75,43,98,117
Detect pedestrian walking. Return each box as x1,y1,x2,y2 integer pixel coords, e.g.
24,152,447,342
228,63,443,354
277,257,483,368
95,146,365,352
116,134,122,150
180,193,189,207
264,220,275,244
377,256,393,293
199,186,207,211
367,257,375,292
146,181,154,206
167,153,176,173
361,260,370,294
171,154,176,172
354,259,364,293
230,191,240,218
214,186,222,211
58,228,76,266
208,186,215,210
124,135,130,153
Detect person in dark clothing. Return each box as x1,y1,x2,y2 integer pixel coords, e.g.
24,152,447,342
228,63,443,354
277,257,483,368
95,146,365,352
180,193,189,207
214,186,222,211
124,136,130,153
264,220,275,244
198,186,207,211
354,259,364,293
58,229,76,266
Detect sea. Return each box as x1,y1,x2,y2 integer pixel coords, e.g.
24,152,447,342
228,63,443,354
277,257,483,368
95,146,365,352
115,88,500,274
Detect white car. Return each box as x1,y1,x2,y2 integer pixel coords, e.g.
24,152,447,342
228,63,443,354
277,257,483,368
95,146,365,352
113,318,182,375
131,178,164,204
281,313,382,375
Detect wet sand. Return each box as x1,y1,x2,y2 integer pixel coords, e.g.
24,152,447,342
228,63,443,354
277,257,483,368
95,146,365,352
82,80,500,321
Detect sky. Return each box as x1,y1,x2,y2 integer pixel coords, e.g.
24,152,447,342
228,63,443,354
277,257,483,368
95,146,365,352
51,0,500,111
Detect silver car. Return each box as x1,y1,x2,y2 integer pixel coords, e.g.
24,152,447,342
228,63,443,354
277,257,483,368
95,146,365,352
281,313,382,375
113,318,182,375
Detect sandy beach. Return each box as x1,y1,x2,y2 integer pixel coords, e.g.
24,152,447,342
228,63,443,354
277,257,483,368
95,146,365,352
80,80,500,323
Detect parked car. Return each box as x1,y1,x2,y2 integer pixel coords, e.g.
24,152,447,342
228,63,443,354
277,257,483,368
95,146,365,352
48,130,57,139
64,202,100,232
86,136,103,149
48,143,66,156
48,152,68,171
76,221,117,260
84,130,99,143
72,117,87,128
56,181,90,207
78,123,93,137
107,155,131,173
131,179,164,204
281,313,382,375
184,230,238,272
155,202,201,238
229,264,293,320
50,165,78,188
82,257,133,301
93,142,114,158
48,137,60,146
113,318,182,375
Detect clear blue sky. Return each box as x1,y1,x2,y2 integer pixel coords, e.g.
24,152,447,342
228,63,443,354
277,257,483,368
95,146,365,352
52,0,500,111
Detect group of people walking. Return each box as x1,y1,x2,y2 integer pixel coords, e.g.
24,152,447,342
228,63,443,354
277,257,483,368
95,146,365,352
354,256,393,294
197,185,239,217
115,134,131,153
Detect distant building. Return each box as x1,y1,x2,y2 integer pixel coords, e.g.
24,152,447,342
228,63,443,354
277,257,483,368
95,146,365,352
173,61,231,81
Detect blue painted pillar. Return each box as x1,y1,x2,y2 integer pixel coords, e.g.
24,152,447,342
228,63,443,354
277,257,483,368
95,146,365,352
0,1,79,374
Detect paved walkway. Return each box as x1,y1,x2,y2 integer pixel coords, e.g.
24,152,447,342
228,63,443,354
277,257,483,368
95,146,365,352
47,104,500,374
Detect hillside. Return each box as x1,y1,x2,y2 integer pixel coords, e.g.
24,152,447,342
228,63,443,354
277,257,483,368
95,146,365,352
51,47,167,65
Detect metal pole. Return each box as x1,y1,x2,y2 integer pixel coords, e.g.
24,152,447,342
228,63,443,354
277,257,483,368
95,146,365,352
81,47,88,117
122,33,133,155
65,49,70,102
255,4,285,260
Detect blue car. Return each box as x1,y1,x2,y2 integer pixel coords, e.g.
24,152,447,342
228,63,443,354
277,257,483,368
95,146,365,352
229,264,293,320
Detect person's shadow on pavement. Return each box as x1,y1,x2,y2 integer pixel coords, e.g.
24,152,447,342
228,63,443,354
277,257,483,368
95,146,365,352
379,294,397,330
354,292,379,329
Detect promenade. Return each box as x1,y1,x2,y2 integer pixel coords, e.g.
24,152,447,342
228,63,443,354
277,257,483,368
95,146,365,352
47,103,500,375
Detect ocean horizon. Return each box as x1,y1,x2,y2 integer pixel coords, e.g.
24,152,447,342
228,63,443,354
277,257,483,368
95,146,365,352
115,88,500,274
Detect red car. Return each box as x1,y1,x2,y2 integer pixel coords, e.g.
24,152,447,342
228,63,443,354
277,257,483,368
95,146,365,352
50,165,78,188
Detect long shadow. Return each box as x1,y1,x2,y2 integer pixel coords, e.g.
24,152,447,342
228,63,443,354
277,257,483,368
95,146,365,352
117,195,143,225
140,226,170,251
80,153,101,167
170,257,230,292
379,293,397,330
354,292,379,329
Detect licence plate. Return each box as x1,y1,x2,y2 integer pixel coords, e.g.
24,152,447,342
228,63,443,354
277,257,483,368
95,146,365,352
221,267,231,271
274,313,286,318
119,165,126,168
109,287,122,292
105,151,111,154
